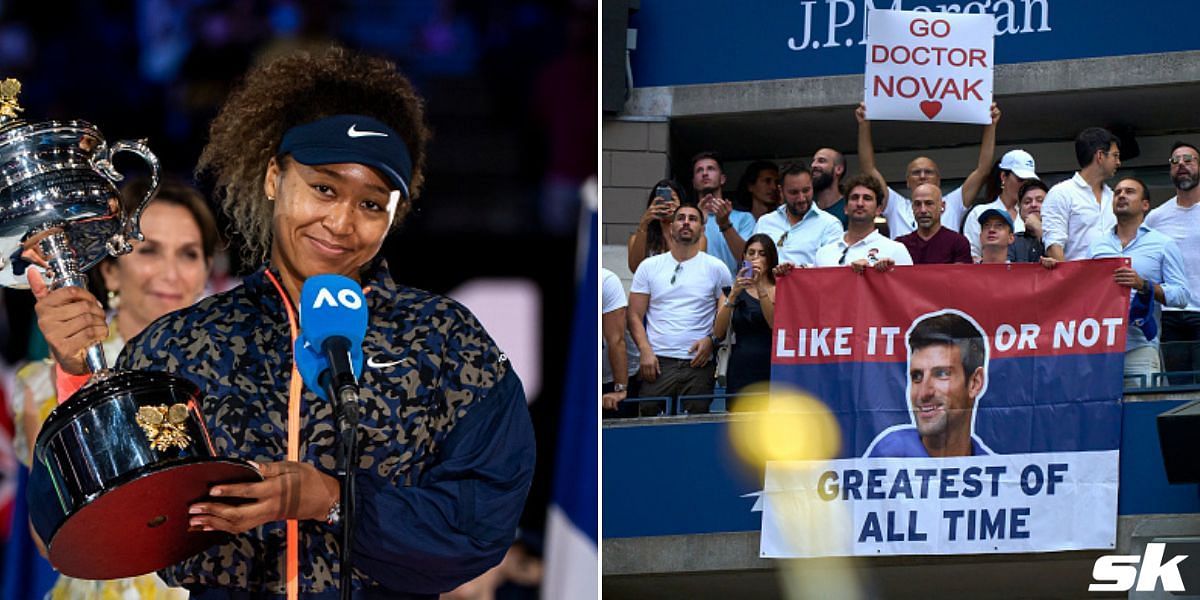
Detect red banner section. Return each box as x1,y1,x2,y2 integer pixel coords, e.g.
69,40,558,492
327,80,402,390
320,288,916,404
773,260,1130,365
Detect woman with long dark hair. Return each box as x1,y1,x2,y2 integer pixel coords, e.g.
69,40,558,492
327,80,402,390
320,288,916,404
626,178,705,272
713,232,778,409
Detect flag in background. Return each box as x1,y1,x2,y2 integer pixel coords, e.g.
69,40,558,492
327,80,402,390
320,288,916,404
541,179,597,599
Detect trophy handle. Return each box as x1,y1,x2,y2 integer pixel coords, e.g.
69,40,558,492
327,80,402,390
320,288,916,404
99,139,161,257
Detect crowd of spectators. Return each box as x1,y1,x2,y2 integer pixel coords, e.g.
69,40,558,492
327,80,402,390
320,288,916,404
603,105,1200,417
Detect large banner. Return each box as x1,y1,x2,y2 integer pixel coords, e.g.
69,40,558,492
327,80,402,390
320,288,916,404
759,260,1129,557
863,10,994,124
629,1,1200,88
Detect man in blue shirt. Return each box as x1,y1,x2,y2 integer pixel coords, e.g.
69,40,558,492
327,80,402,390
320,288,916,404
1089,177,1192,385
868,312,994,458
752,163,843,267
692,151,756,276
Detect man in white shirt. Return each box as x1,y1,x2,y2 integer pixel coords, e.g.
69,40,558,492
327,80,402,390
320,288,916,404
1146,141,1200,383
628,204,733,415
962,149,1039,260
602,267,640,416
814,173,914,270
693,151,755,276
856,102,999,239
752,163,843,266
1041,127,1122,261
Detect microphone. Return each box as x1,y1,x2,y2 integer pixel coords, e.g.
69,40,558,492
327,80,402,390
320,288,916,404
295,275,368,404
295,274,367,600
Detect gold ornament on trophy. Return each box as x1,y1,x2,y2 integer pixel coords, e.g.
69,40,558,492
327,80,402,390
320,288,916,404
135,404,194,451
0,78,22,123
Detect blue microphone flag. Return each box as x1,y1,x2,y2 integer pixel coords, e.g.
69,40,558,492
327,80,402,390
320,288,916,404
295,274,368,401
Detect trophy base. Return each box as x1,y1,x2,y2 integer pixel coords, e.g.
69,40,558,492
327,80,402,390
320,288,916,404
47,458,262,580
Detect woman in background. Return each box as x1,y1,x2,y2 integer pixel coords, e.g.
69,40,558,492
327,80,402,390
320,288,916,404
12,179,218,599
626,178,705,272
714,233,778,409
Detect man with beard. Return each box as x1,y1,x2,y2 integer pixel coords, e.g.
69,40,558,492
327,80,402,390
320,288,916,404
736,160,781,220
811,147,849,228
752,163,842,266
1146,142,1200,383
896,183,972,264
1042,127,1121,261
693,151,755,276
1090,177,1190,385
856,103,999,239
628,204,733,415
867,312,994,458
813,173,913,270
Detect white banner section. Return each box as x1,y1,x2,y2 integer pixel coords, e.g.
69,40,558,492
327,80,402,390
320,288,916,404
760,451,1118,557
863,9,994,125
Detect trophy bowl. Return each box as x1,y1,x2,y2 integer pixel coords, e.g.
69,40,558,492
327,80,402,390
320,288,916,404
0,119,146,289
0,80,261,579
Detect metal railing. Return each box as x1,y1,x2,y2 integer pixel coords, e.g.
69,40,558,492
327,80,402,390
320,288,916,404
611,391,770,417
612,370,1200,418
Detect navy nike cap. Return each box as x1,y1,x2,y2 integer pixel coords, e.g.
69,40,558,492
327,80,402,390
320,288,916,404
278,114,412,198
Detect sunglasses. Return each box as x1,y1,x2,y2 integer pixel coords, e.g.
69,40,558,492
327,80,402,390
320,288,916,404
839,245,851,265
670,262,682,285
1169,154,1198,165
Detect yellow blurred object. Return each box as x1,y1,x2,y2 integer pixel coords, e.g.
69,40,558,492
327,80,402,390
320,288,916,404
728,382,841,466
728,384,865,599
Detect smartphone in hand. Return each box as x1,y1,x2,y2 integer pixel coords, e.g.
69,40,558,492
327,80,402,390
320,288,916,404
654,185,672,206
737,260,754,280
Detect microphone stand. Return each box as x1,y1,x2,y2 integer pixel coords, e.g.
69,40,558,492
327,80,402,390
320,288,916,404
322,337,361,600
333,387,360,600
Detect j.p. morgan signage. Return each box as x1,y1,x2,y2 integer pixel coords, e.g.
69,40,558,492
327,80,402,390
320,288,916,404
629,0,1200,87
787,0,1048,53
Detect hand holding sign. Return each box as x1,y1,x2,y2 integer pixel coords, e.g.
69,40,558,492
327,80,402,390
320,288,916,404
864,10,994,125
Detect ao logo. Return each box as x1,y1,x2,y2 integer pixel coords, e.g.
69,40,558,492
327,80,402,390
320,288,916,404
312,287,363,310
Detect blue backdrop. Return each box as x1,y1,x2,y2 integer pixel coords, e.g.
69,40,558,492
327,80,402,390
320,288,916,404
630,0,1200,87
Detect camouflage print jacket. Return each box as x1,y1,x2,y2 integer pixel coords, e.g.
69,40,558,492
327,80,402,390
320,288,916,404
116,261,535,598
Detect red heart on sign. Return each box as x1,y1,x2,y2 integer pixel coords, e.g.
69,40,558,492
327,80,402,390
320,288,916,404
919,101,942,119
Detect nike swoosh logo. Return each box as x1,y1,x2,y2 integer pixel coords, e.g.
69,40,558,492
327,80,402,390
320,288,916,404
367,356,405,368
347,124,388,138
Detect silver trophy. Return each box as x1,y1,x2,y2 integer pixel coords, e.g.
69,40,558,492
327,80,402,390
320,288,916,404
0,78,159,372
1,79,260,579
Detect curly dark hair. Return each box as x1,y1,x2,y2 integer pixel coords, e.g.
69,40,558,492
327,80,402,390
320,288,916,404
197,46,431,263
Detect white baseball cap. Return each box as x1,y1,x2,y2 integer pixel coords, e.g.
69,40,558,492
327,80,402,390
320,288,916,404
999,149,1038,180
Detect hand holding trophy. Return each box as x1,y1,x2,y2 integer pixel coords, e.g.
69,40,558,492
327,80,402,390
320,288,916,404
0,77,261,579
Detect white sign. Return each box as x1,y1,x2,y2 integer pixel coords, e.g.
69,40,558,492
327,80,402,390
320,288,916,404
758,451,1118,557
863,9,994,125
